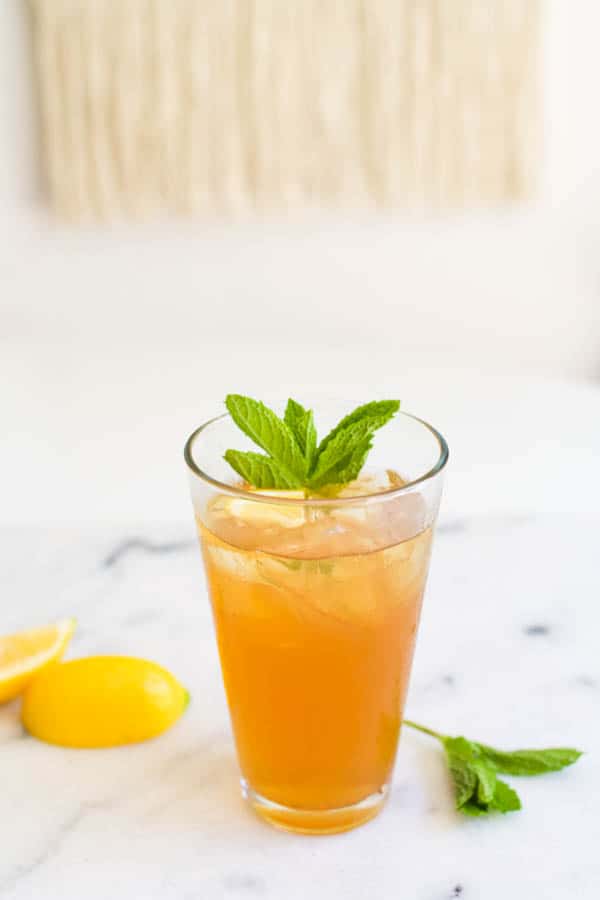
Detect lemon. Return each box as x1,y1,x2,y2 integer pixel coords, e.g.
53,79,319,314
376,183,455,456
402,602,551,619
0,618,76,704
21,656,189,748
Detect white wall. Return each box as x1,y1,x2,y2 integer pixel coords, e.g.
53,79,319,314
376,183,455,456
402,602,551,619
2,0,600,379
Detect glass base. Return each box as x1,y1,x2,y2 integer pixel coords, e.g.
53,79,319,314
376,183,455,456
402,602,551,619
241,780,388,835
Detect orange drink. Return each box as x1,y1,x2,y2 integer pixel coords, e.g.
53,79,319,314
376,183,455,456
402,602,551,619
185,408,447,833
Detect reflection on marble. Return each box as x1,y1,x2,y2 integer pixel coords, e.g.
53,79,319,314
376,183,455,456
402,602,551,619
1,514,599,899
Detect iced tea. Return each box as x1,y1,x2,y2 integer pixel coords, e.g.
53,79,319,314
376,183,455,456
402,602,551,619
197,475,433,833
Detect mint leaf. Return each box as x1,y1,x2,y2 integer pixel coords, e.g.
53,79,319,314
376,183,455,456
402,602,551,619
476,745,582,776
461,779,522,817
324,436,373,486
461,801,490,817
443,737,478,808
459,770,520,817
309,410,398,488
472,758,497,804
404,719,582,819
225,395,307,483
445,741,501,815
223,450,302,489
316,400,400,456
284,398,317,467
309,436,374,491
489,779,521,813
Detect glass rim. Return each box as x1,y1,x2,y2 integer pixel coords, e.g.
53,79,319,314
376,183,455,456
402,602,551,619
184,409,449,507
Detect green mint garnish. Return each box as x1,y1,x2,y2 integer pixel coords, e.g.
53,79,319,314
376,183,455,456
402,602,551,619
404,720,582,817
222,450,303,490
224,395,400,491
224,395,307,488
283,398,317,468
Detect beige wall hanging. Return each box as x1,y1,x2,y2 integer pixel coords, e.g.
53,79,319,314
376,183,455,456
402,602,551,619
29,0,541,220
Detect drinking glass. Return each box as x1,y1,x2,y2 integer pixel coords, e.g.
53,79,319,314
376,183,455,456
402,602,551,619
185,405,448,834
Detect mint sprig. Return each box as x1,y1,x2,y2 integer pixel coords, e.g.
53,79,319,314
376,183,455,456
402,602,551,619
224,395,400,491
404,720,582,816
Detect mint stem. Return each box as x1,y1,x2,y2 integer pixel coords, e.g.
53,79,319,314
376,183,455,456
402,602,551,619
403,720,444,741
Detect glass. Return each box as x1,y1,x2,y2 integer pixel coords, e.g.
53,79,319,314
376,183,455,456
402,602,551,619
184,405,447,834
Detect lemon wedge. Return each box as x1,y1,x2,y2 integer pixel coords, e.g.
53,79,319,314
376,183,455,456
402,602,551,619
21,656,189,748
0,618,76,704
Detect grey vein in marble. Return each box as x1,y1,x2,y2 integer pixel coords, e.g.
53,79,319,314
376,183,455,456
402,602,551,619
523,623,551,636
222,873,266,894
102,537,195,569
0,809,86,897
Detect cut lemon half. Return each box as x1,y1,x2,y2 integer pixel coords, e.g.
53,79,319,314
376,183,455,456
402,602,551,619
0,618,76,704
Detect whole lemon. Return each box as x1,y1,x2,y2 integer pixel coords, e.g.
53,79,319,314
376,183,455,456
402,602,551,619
21,656,189,748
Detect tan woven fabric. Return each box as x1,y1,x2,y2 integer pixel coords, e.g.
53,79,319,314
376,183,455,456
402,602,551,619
29,0,541,220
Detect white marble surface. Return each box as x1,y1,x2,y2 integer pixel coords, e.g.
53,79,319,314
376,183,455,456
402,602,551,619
2,371,600,898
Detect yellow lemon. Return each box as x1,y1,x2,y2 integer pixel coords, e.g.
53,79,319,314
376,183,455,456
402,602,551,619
21,656,189,748
0,618,76,704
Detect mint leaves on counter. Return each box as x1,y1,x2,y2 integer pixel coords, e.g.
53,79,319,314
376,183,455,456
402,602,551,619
404,720,582,817
224,395,400,491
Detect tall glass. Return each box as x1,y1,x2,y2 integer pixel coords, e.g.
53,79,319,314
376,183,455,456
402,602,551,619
184,406,447,834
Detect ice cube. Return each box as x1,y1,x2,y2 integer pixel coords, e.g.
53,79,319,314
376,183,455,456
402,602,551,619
203,541,260,581
208,491,306,529
331,469,406,499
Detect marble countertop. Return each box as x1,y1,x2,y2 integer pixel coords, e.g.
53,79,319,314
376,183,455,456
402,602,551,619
2,368,600,898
